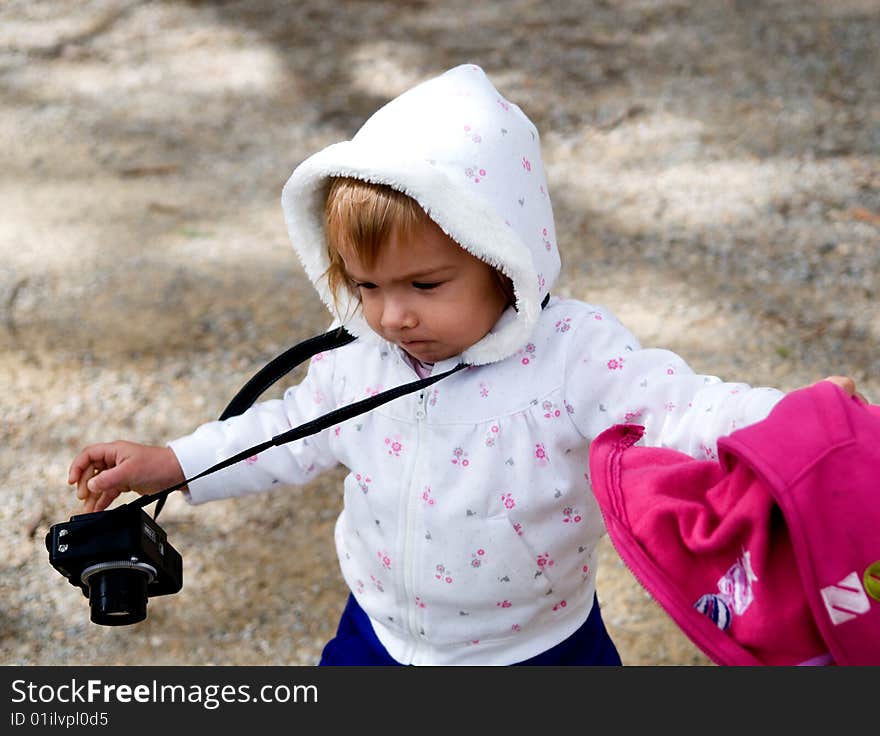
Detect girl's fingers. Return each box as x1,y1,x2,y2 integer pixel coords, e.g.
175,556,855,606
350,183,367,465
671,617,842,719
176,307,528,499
821,376,869,405
82,493,95,513
68,443,117,485
76,463,102,500
69,449,100,485
86,462,132,497
95,489,122,513
823,375,856,395
83,488,113,514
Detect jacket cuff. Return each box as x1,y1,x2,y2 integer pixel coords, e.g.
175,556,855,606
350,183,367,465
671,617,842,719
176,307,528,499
166,434,225,505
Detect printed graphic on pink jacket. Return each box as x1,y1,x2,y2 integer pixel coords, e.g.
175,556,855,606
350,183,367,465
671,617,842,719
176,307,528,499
694,551,758,631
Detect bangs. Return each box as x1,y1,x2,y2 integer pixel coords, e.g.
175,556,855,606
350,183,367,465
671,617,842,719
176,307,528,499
325,177,426,268
323,177,427,311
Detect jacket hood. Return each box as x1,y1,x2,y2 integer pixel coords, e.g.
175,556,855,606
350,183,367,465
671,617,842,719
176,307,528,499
281,63,560,365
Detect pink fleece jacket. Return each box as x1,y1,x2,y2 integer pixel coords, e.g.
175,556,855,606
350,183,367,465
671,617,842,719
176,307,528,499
589,380,880,666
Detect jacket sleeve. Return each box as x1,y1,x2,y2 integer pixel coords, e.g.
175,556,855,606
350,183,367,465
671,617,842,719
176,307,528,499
168,348,341,504
563,306,784,459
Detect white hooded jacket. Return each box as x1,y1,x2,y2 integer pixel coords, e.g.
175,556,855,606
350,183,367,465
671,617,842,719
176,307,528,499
169,65,783,665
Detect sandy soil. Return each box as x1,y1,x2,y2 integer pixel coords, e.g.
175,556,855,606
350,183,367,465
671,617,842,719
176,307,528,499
1,0,877,666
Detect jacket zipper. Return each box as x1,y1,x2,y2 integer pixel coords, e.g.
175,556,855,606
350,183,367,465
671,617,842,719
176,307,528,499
402,389,429,662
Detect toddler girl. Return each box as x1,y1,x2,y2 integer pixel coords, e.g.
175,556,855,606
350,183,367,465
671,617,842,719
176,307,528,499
68,64,860,665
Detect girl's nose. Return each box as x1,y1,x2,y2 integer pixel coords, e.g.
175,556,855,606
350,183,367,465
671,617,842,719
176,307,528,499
380,297,417,330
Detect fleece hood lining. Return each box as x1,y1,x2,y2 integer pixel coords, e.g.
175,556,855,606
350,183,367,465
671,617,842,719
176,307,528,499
282,146,540,366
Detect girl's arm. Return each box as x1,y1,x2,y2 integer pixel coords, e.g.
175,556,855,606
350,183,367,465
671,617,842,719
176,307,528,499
563,307,784,458
169,348,342,504
68,347,342,511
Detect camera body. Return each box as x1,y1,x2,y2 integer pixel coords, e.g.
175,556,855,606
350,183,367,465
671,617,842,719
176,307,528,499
45,505,182,626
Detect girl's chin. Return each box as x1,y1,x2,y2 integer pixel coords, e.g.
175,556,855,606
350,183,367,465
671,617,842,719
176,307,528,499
401,341,453,363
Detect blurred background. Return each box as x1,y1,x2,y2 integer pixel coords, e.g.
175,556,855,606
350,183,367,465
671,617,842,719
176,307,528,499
1,0,877,665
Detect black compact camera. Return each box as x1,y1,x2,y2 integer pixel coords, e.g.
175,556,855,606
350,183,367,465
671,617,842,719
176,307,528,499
44,324,439,628
45,504,182,626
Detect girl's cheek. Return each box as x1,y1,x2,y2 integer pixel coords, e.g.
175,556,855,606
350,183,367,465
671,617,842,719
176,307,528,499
363,303,386,333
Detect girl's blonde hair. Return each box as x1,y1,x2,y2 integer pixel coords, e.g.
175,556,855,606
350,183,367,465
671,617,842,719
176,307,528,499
324,177,426,307
323,176,515,311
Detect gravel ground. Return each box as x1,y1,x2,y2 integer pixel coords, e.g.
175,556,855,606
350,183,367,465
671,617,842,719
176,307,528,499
1,0,877,667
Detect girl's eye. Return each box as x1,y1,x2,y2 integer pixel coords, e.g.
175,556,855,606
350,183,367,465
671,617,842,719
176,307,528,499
355,282,377,290
413,282,441,290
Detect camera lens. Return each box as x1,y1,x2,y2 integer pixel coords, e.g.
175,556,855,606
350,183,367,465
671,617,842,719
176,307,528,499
81,561,156,626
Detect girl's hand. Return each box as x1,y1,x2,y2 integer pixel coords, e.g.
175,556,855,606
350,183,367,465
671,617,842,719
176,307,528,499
821,375,869,405
67,441,185,513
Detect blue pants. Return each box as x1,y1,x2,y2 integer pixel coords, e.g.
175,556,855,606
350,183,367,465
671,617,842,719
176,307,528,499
319,593,622,666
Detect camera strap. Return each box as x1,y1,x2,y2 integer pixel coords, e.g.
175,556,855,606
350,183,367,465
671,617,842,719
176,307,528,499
129,326,469,520
126,292,550,521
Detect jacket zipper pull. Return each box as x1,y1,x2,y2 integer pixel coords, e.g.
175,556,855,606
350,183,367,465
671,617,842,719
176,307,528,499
415,391,427,420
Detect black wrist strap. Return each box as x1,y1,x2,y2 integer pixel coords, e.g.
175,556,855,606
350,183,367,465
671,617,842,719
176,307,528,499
129,326,467,520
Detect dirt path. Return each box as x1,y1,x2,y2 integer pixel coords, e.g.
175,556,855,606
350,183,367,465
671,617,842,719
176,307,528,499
2,0,877,665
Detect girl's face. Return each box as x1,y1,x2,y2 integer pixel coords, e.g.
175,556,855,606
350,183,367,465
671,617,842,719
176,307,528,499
338,218,510,363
